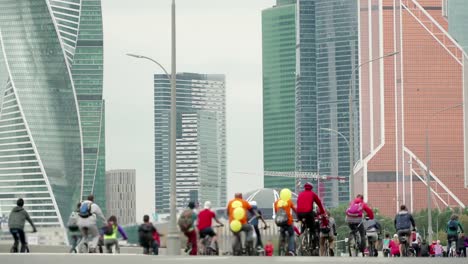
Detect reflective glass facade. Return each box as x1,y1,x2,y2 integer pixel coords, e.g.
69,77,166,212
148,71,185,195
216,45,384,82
312,0,359,207
448,0,468,52
71,0,106,213
154,73,226,213
262,0,358,206
262,1,297,191
0,0,105,237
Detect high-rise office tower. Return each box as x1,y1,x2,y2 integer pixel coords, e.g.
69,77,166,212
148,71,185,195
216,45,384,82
262,0,297,191
72,0,106,213
0,0,106,241
154,73,226,212
106,170,136,226
262,0,359,207
359,0,468,215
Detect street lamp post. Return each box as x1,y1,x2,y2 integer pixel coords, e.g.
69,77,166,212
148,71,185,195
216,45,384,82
348,51,399,200
425,103,463,243
126,0,180,255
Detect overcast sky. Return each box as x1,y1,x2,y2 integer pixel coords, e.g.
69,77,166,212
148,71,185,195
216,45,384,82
102,0,275,219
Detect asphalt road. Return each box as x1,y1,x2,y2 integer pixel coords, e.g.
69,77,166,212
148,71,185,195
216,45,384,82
1,254,467,264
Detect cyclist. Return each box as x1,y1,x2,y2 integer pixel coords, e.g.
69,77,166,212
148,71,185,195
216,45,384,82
226,193,257,253
411,230,422,256
67,203,82,253
297,182,325,242
248,201,268,249
394,204,416,256
8,198,37,253
446,214,464,254
103,215,128,253
197,201,224,251
364,216,381,256
77,194,107,253
274,192,297,256
319,210,336,256
345,194,374,255
178,201,197,255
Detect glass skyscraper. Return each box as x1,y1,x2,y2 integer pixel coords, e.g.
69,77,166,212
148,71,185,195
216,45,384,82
262,0,297,191
154,73,226,213
0,0,105,240
263,0,358,206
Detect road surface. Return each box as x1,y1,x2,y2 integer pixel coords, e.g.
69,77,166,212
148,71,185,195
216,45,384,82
0,254,467,264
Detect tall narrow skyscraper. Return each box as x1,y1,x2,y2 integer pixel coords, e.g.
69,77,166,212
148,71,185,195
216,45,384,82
0,0,106,243
154,73,226,212
262,0,297,191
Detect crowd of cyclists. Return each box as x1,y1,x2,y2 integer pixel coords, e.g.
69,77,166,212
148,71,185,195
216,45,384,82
5,185,468,257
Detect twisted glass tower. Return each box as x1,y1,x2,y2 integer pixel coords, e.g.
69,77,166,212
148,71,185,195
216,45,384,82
0,0,105,237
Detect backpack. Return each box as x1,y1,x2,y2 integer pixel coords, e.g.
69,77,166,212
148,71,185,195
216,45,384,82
177,209,194,232
78,202,93,218
139,223,154,246
420,243,430,257
67,212,79,232
104,223,114,236
448,220,458,231
346,202,363,217
275,207,288,226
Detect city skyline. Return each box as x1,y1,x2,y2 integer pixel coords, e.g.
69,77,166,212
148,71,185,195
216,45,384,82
104,0,271,219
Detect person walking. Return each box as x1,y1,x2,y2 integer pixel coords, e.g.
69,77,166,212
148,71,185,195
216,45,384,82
8,198,37,253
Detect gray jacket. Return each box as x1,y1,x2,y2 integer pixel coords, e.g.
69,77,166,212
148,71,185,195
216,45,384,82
8,206,35,230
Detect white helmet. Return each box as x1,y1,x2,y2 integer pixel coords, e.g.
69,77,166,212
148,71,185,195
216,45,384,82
249,201,257,207
204,201,212,209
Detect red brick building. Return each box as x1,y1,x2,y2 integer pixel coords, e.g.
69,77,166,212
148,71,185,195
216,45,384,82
357,0,468,216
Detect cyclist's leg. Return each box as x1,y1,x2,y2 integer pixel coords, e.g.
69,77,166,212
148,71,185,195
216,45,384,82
104,238,113,253
286,224,295,254
152,240,159,255
86,225,99,252
10,229,19,252
319,234,325,256
17,229,27,253
329,237,335,256
357,223,366,253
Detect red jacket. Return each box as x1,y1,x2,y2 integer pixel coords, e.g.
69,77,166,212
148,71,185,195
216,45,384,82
349,197,374,219
297,190,325,214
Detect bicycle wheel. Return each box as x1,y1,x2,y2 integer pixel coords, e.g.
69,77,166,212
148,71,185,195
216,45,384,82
347,233,355,257
354,233,361,257
401,242,407,257
324,240,329,257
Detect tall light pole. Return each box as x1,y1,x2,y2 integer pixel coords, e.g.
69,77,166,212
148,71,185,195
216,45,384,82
126,0,179,255
348,51,399,200
425,103,463,243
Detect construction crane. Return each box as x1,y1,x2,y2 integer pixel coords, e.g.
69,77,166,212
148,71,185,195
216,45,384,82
234,171,347,195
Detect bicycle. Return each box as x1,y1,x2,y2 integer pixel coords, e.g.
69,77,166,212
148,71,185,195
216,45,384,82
448,241,457,257
198,225,223,256
366,230,378,257
10,229,34,253
347,223,363,257
398,231,414,257
232,226,255,256
297,218,319,256
76,227,102,253
278,225,294,256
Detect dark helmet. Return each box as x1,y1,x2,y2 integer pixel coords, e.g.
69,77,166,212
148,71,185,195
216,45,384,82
304,182,313,190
